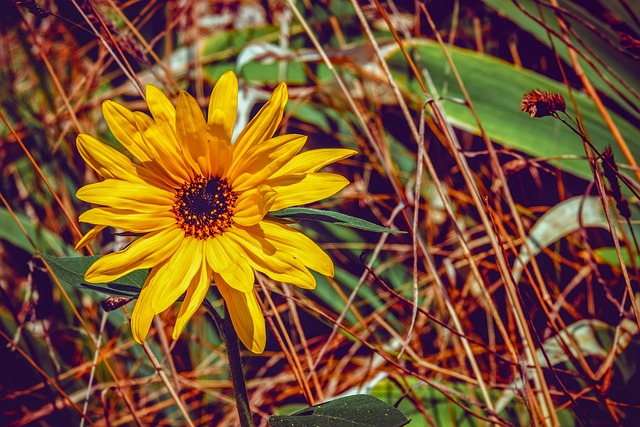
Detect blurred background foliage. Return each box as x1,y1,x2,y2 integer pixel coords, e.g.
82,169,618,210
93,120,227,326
1,0,640,426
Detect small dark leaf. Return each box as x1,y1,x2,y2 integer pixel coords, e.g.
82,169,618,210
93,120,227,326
268,394,410,427
269,208,404,234
41,254,148,298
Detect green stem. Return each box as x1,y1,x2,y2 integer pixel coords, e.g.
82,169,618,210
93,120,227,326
204,300,253,427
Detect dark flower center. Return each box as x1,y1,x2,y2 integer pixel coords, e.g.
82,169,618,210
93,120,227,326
173,175,237,239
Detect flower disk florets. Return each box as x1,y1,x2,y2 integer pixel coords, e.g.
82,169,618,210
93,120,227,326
172,175,237,239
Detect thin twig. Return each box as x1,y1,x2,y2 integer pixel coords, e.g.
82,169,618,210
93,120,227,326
141,341,196,427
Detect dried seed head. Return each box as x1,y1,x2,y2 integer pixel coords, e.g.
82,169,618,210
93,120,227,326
520,90,566,118
14,0,51,18
602,146,631,219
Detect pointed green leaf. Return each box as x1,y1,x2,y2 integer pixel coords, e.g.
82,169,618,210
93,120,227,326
385,40,640,181
41,254,147,298
269,207,404,234
0,208,71,256
268,394,410,427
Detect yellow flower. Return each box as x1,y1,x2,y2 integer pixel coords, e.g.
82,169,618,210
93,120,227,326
76,71,355,353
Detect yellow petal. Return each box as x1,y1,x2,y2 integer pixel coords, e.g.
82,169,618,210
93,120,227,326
204,235,235,272
74,225,105,251
229,134,307,192
131,237,203,343
227,226,316,289
102,100,152,162
76,180,174,212
145,237,203,313
176,91,209,176
79,207,175,233
260,220,334,277
233,185,277,227
208,71,237,141
232,83,287,161
130,274,156,343
134,110,192,185
85,226,183,283
146,84,177,136
220,261,255,293
205,116,233,178
216,275,266,354
208,108,228,142
204,234,255,292
272,148,357,177
173,258,211,339
76,134,140,181
265,173,350,211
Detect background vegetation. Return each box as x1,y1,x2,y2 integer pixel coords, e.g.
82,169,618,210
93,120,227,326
2,0,640,425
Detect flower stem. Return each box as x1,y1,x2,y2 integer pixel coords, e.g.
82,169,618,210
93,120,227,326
203,300,253,426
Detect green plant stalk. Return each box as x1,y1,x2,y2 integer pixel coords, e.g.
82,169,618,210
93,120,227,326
223,305,254,427
203,300,253,426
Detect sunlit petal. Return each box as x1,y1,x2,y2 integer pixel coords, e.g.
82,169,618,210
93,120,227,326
265,173,350,211
176,91,208,175
102,100,152,162
173,258,212,339
229,134,307,192
233,185,276,226
216,275,266,354
204,234,255,292
144,237,203,313
76,134,140,181
232,83,287,161
76,179,174,212
134,109,192,184
227,226,316,289
79,207,175,233
85,226,183,283
208,71,238,141
260,220,333,277
130,238,202,343
146,84,176,136
130,271,157,343
272,148,357,177
74,225,105,251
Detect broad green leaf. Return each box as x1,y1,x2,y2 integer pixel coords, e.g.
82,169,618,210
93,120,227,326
0,208,71,256
594,247,640,268
384,40,640,180
268,394,410,427
269,207,404,234
41,254,148,298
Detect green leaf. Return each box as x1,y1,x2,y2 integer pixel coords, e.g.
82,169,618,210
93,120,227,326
268,394,410,427
0,207,71,256
385,40,640,181
41,254,148,298
269,207,404,234
594,247,640,269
